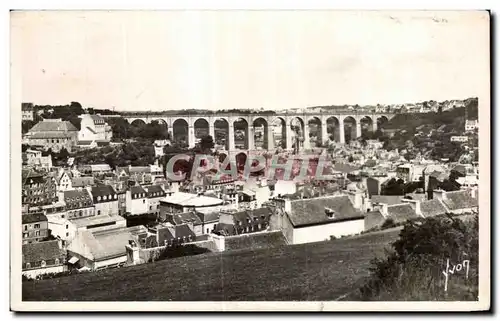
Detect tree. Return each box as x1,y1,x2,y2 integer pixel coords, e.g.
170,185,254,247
199,135,215,154
358,216,478,301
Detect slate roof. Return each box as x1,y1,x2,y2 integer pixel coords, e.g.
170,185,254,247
63,189,93,209
91,185,117,203
364,210,386,230
442,190,478,211
72,176,95,188
175,224,196,239
195,211,220,223
89,114,106,125
169,211,202,225
23,240,64,265
22,213,48,224
286,195,363,227
29,120,78,132
130,185,147,198
26,132,75,139
146,185,166,198
420,199,448,217
387,204,418,223
371,195,405,205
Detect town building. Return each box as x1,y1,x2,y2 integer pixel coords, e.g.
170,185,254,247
22,213,49,244
22,240,67,279
272,195,364,245
91,185,119,216
451,136,469,143
216,207,273,236
78,114,113,143
71,176,95,190
23,118,79,152
22,103,34,121
79,164,113,176
465,119,479,132
22,170,57,206
146,185,167,216
126,185,149,215
25,149,52,170
159,191,224,215
62,189,95,219
194,211,220,235
160,211,203,236
433,189,478,214
55,169,73,192
67,225,148,271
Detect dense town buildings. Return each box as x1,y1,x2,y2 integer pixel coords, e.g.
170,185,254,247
20,100,480,279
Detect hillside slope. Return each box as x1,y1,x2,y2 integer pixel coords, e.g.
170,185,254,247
23,229,401,301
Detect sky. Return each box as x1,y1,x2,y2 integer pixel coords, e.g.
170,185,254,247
11,10,489,111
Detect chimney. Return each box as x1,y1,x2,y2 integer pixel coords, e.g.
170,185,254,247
402,198,422,217
284,198,291,213
380,203,389,217
433,189,446,201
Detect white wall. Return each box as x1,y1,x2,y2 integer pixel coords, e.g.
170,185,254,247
23,265,67,279
291,219,365,245
95,201,119,216
94,255,127,270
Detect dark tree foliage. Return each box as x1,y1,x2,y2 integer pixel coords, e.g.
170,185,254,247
22,120,36,134
151,244,211,263
358,215,478,301
198,135,215,154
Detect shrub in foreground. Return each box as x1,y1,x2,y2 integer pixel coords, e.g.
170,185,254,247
356,215,478,301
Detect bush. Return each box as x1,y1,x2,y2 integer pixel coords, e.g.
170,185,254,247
381,218,396,229
356,215,478,301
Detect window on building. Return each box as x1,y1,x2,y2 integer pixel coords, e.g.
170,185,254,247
66,232,69,237
66,224,69,229
34,224,40,229
97,210,101,215
97,196,101,201
35,231,40,237
79,210,83,217
26,263,31,269
22,233,28,238
41,260,46,267
61,214,65,219
149,206,152,210
143,200,146,204
206,228,209,233
24,225,27,231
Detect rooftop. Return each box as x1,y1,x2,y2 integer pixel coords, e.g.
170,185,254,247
161,192,223,208
71,214,126,228
286,195,363,227
23,240,64,264
29,119,78,133
22,213,48,224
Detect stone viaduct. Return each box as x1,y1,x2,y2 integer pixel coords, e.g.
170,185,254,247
121,111,395,153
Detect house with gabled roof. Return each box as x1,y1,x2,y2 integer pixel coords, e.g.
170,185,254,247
126,185,148,215
145,185,168,216
24,118,79,152
22,240,67,279
433,189,478,214
272,195,365,244
67,226,147,271
91,185,119,216
78,114,112,143
62,189,95,219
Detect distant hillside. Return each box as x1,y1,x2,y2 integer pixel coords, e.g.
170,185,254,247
383,98,478,131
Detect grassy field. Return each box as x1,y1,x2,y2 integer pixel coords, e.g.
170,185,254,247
22,228,401,301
